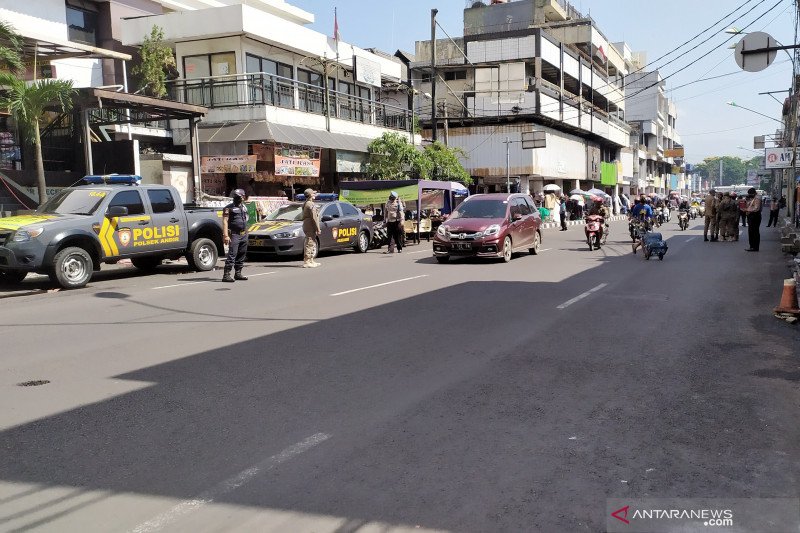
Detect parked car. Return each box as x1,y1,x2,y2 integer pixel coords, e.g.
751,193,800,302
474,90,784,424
432,193,542,263
247,199,373,258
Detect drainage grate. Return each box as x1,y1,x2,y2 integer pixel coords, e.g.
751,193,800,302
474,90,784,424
17,380,50,387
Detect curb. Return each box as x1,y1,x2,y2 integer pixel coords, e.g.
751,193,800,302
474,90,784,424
540,215,628,230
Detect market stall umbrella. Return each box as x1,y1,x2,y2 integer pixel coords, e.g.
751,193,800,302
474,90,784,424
569,194,585,204
542,184,561,193
587,188,608,197
570,188,589,196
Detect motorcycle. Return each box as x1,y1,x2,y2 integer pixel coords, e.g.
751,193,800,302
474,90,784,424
585,215,604,250
689,206,698,219
677,209,689,231
664,205,671,222
654,207,663,227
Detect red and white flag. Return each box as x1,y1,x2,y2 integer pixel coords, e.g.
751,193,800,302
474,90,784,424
333,8,340,44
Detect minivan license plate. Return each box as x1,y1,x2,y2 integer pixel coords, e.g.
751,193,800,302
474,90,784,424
452,242,471,251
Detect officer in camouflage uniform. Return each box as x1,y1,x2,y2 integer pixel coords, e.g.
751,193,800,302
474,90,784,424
222,188,249,282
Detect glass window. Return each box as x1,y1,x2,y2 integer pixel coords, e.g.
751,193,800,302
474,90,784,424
66,6,97,45
210,53,236,76
339,81,352,95
450,200,507,220
340,202,359,217
147,189,176,214
320,204,340,218
358,85,371,100
298,68,323,87
276,63,293,79
246,54,262,74
514,197,531,215
266,204,303,221
37,189,106,216
107,190,145,216
444,70,466,81
184,55,210,79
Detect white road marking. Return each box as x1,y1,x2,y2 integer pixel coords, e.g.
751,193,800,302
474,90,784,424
331,275,429,296
539,248,552,252
406,250,430,255
556,283,608,309
686,237,697,242
130,433,330,533
151,272,276,290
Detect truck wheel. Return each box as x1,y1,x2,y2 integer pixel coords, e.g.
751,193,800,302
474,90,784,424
187,238,218,271
0,270,27,284
131,257,162,270
52,247,92,289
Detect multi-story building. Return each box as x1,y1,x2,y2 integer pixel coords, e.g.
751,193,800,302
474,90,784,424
121,0,414,197
411,0,632,199
623,53,686,196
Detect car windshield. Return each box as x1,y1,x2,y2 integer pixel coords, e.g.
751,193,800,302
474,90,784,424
36,189,107,215
450,200,507,220
266,205,303,221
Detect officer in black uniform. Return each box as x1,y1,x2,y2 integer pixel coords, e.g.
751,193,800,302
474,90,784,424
222,188,249,283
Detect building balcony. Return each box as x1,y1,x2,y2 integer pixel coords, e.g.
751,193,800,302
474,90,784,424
166,73,412,133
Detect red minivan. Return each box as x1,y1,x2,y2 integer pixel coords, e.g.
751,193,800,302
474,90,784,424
432,193,542,263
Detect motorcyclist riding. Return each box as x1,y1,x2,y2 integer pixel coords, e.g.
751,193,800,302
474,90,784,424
588,197,610,242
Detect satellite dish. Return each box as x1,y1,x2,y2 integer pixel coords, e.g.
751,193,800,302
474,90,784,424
734,31,778,73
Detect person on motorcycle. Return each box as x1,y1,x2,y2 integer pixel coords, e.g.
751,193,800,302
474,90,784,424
588,198,610,240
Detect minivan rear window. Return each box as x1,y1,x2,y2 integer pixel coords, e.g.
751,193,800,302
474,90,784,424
450,200,507,219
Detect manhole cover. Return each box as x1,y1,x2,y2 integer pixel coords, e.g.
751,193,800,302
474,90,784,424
17,380,50,387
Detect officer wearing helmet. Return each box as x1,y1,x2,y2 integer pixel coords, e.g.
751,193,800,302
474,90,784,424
222,188,249,282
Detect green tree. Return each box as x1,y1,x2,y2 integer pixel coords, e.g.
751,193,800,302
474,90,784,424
131,25,176,98
0,21,23,73
366,132,429,179
423,141,471,185
0,74,75,203
693,155,756,187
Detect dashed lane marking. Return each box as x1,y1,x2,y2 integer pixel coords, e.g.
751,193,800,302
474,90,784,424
151,272,276,290
130,433,331,533
331,275,429,296
556,283,608,309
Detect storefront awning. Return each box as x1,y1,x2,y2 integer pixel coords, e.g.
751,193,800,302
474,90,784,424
197,121,374,153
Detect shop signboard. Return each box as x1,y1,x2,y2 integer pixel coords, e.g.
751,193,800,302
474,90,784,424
339,184,419,205
200,155,257,174
201,173,226,196
600,161,617,186
354,56,382,88
747,169,759,187
765,147,800,169
274,145,321,177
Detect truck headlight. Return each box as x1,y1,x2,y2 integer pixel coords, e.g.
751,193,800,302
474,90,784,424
12,228,44,242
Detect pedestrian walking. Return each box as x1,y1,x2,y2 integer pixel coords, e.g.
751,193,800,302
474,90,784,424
703,189,718,241
559,196,568,231
737,196,748,227
302,188,321,268
767,196,781,227
222,188,249,283
384,191,405,254
745,188,762,252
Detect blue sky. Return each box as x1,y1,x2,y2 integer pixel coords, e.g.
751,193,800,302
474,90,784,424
292,0,796,164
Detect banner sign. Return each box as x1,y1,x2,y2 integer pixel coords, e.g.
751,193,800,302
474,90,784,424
600,161,617,186
335,151,367,173
200,155,257,174
421,189,445,210
339,184,419,205
664,148,685,158
274,145,321,177
765,148,799,169
201,173,226,196
354,56,382,88
747,169,759,186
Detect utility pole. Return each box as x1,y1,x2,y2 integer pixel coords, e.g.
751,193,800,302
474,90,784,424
505,136,510,192
431,8,438,142
442,102,449,146
719,158,723,187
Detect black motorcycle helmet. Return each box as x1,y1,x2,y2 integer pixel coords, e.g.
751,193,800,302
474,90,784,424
232,189,246,203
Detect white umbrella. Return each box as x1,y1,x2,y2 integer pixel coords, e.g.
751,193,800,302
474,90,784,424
569,194,585,205
542,184,561,193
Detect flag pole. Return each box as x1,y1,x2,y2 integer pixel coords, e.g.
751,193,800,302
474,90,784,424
334,7,340,119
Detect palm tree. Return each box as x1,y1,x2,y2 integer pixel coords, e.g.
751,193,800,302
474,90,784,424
0,21,24,73
0,74,76,203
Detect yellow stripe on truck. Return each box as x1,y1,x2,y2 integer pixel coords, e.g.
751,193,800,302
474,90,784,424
0,215,56,231
98,218,112,257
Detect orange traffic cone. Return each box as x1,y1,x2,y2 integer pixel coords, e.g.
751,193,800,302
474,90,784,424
774,278,800,315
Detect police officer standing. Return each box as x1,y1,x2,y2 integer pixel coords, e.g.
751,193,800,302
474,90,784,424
222,188,249,282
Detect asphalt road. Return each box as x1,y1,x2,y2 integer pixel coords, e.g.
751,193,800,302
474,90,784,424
0,219,798,532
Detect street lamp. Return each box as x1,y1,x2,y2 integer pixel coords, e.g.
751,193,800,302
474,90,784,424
737,146,761,153
726,101,782,123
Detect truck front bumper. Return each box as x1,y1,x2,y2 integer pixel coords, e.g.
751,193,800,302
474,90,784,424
0,243,43,272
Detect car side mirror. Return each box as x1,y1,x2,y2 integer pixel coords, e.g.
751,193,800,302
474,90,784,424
512,213,523,221
321,215,333,222
107,206,128,217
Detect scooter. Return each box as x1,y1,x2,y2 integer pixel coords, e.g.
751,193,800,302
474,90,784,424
689,206,698,219
585,215,604,250
677,209,689,231
654,207,663,227
664,205,671,222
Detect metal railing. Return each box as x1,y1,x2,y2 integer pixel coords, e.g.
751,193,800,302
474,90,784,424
166,73,412,132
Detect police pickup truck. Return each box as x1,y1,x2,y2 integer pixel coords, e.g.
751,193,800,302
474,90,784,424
0,175,224,289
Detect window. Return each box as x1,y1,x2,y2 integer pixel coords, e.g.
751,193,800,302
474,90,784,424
183,52,236,79
321,204,340,219
357,85,371,101
66,5,97,45
108,191,145,216
444,70,467,81
514,197,532,215
148,189,176,214
421,73,431,83
297,68,323,87
245,54,292,79
340,203,359,217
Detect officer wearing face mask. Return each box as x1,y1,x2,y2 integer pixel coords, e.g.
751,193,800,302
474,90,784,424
222,188,249,282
